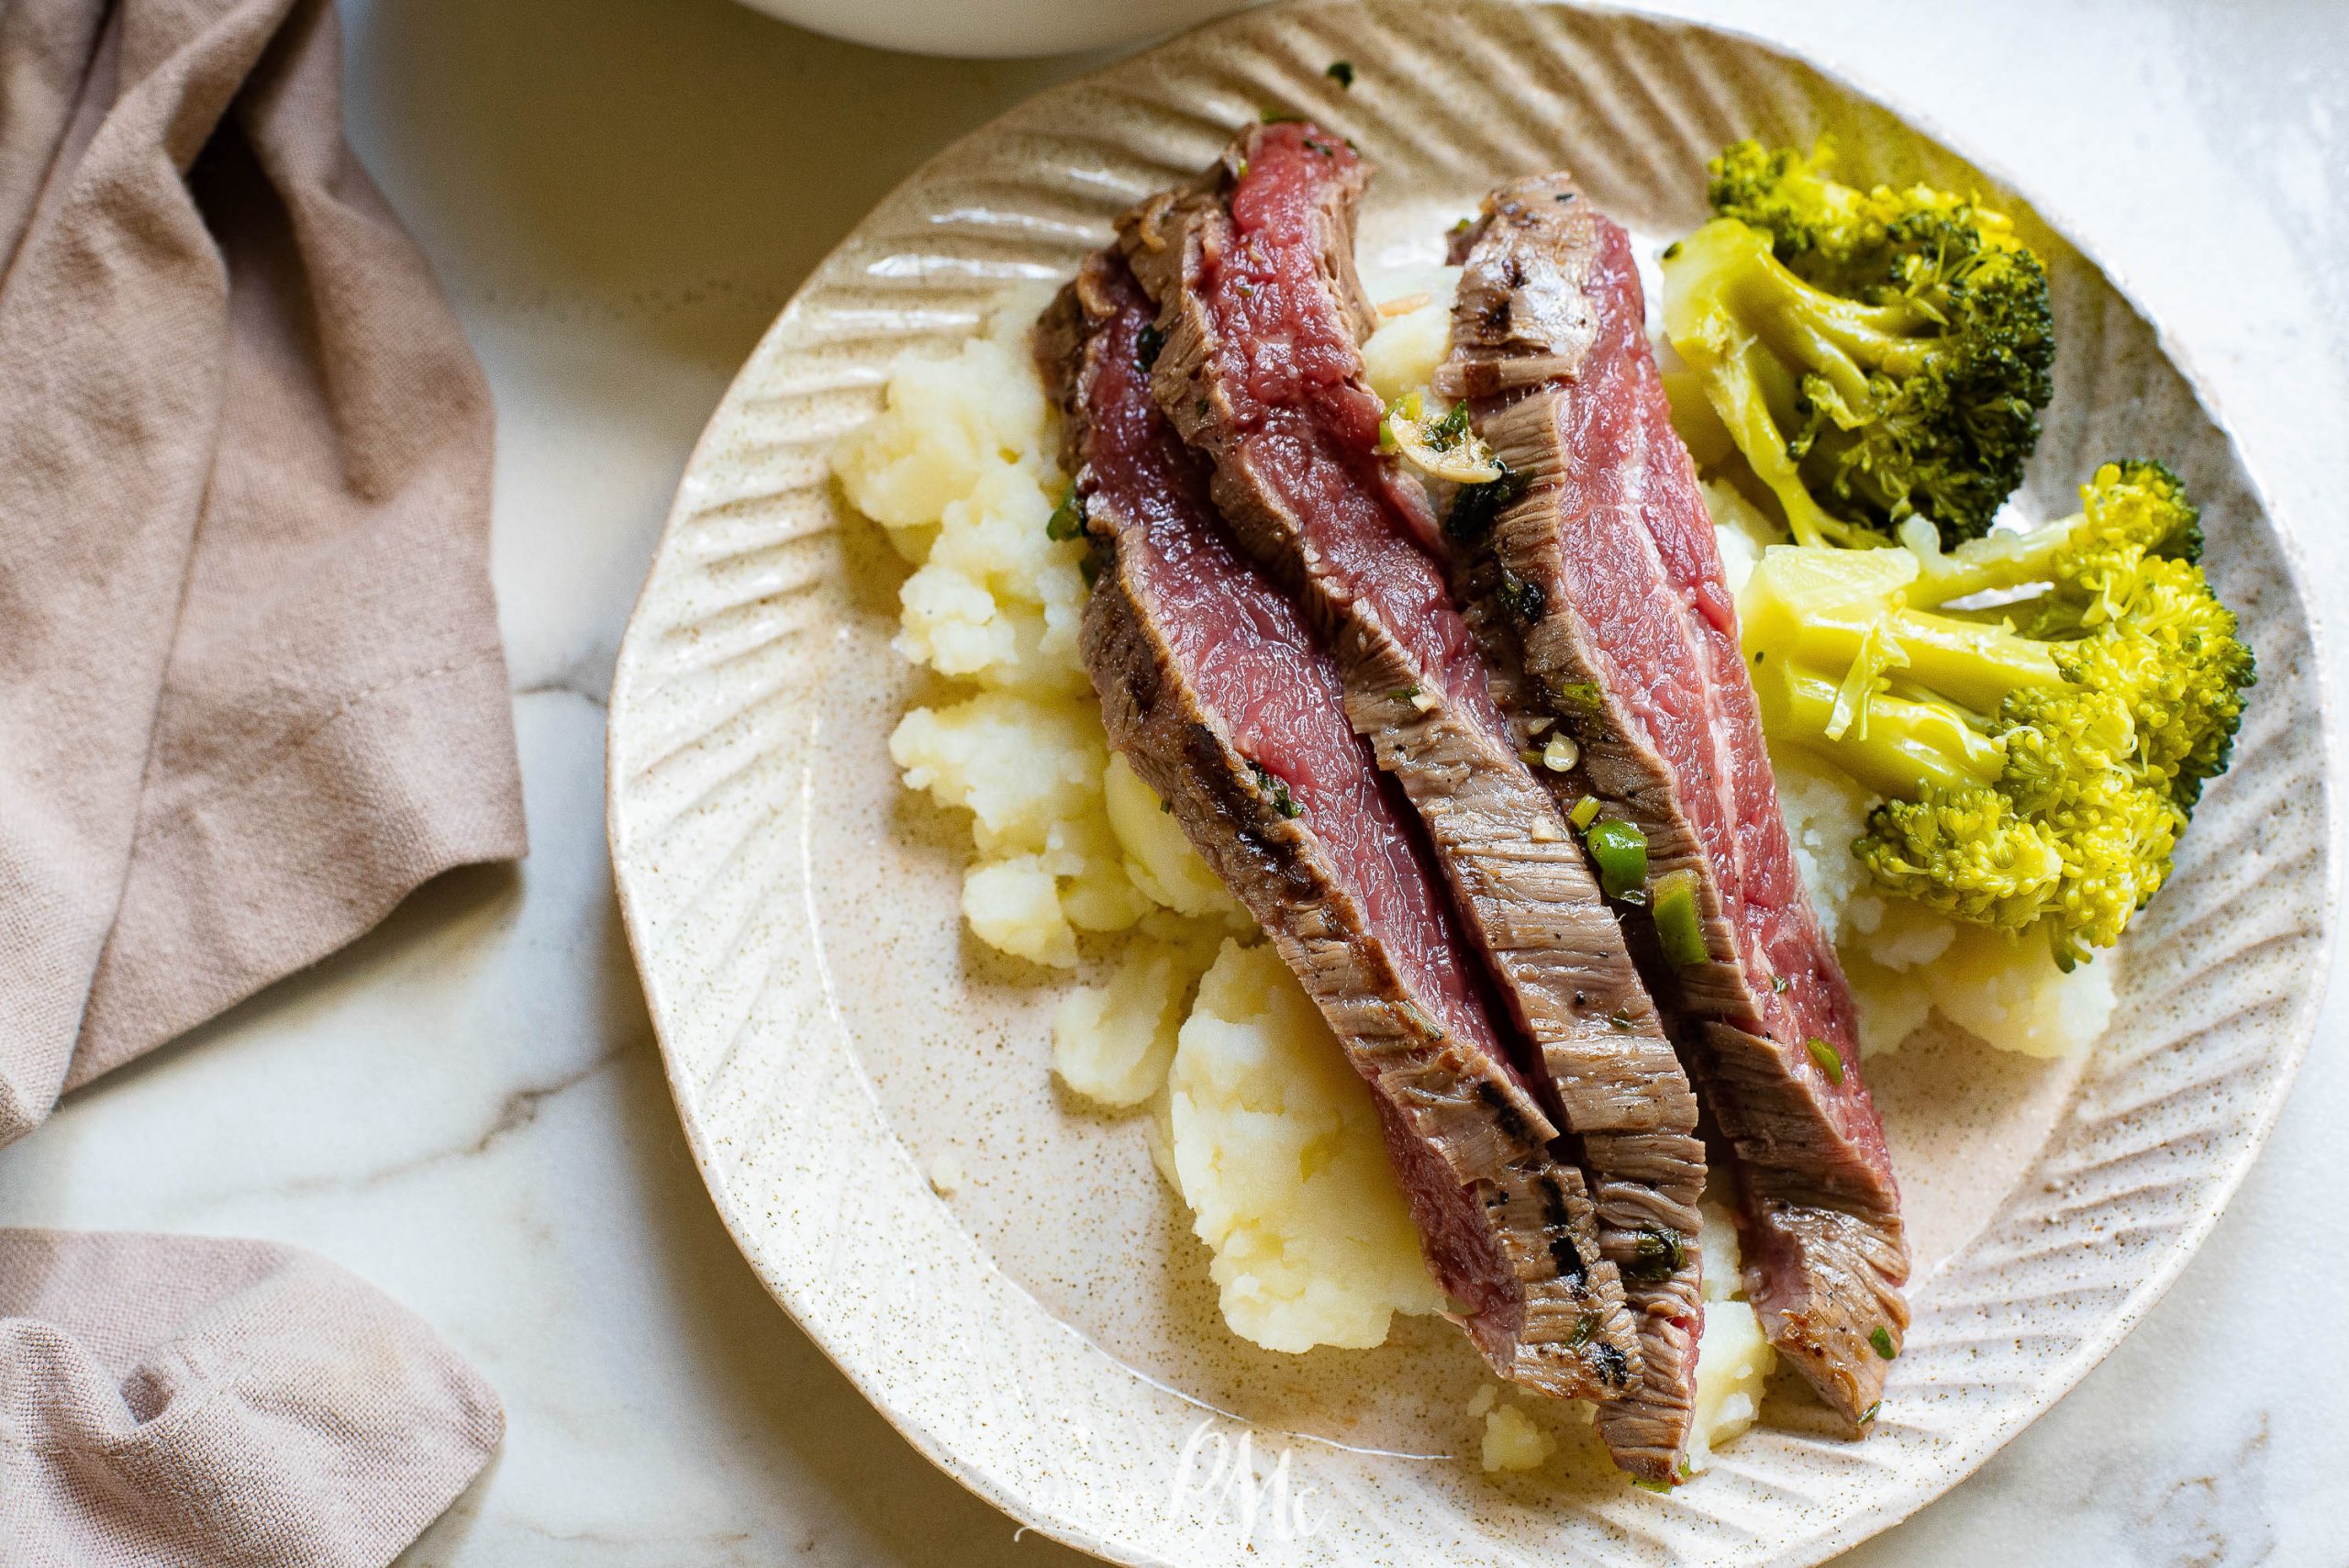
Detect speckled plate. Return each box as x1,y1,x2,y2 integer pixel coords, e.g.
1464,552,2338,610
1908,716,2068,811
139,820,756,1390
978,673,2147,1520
605,5,2333,1563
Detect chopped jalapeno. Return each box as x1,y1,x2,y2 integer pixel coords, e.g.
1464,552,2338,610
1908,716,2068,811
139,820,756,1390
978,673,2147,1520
1585,819,1647,900
1807,1038,1845,1086
1550,678,1603,711
1044,491,1085,541
1869,1326,1897,1360
1568,795,1602,831
1652,868,1707,968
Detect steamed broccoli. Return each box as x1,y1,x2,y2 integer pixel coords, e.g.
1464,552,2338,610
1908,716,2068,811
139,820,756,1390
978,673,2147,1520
1663,140,2054,549
1742,461,2254,966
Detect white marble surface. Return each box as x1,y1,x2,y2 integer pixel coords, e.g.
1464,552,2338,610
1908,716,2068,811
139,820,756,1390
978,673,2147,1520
2,1,2343,1563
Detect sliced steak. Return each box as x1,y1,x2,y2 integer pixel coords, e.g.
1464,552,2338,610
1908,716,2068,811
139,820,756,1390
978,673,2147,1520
1041,252,1639,1400
1116,124,1705,1475
1441,174,1910,1424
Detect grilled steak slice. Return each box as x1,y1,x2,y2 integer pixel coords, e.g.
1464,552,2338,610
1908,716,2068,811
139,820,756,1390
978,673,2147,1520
1451,570,1706,1476
1041,252,1639,1398
1115,124,1705,1471
1442,174,1910,1424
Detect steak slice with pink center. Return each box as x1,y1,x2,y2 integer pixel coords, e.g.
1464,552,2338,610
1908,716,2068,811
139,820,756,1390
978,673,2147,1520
1117,124,1706,1471
1041,252,1638,1398
1442,174,1910,1425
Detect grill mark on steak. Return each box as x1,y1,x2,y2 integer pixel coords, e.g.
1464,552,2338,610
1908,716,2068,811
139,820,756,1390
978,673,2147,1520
1442,174,1910,1425
1041,253,1637,1399
1115,124,1707,1473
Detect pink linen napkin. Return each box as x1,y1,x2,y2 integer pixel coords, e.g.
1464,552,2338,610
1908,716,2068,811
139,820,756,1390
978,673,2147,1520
0,1229,504,1567
0,0,527,1559
0,0,528,1143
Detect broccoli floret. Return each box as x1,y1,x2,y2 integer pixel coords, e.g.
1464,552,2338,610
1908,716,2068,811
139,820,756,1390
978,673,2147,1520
1664,139,2054,548
1743,462,2254,966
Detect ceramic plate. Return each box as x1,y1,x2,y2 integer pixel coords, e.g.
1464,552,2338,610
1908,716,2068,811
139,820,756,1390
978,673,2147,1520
606,5,2332,1562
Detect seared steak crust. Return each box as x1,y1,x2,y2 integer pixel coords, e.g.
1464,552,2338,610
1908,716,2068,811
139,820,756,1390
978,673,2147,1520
1114,125,1707,1473
1042,254,1637,1398
1442,175,1909,1423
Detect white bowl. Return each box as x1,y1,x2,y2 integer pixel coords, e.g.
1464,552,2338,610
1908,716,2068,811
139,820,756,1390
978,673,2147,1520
731,0,1261,59
608,4,2332,1562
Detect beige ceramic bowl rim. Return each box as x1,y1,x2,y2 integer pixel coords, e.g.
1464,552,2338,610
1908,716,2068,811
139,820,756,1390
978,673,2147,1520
606,2,2342,1559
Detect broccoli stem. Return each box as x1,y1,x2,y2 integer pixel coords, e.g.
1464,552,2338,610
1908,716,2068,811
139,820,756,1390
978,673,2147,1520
1754,663,2005,797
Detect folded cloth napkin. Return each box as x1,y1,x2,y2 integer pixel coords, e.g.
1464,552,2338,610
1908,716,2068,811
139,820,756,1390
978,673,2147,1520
0,0,528,1145
0,1229,505,1567
0,0,526,1559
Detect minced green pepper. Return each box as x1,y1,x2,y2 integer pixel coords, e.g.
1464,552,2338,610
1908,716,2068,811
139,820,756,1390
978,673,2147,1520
1585,819,1647,900
1652,868,1707,968
1807,1038,1845,1086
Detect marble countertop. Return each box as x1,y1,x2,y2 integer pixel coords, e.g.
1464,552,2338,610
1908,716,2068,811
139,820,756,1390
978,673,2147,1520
4,1,2343,1563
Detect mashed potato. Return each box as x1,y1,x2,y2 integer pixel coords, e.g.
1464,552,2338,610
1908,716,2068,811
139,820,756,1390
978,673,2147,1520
1359,264,1462,407
889,690,1147,965
1103,754,1242,922
1481,1401,1559,1472
1164,940,1448,1352
845,294,1230,967
1051,938,1202,1106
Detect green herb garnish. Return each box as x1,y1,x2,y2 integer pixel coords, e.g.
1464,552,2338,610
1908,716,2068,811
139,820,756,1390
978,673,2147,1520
1045,491,1085,541
1869,1326,1897,1360
1443,464,1528,544
1326,60,1354,86
1496,567,1546,624
1623,1227,1686,1284
1425,400,1472,451
1807,1038,1845,1086
1249,761,1299,818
